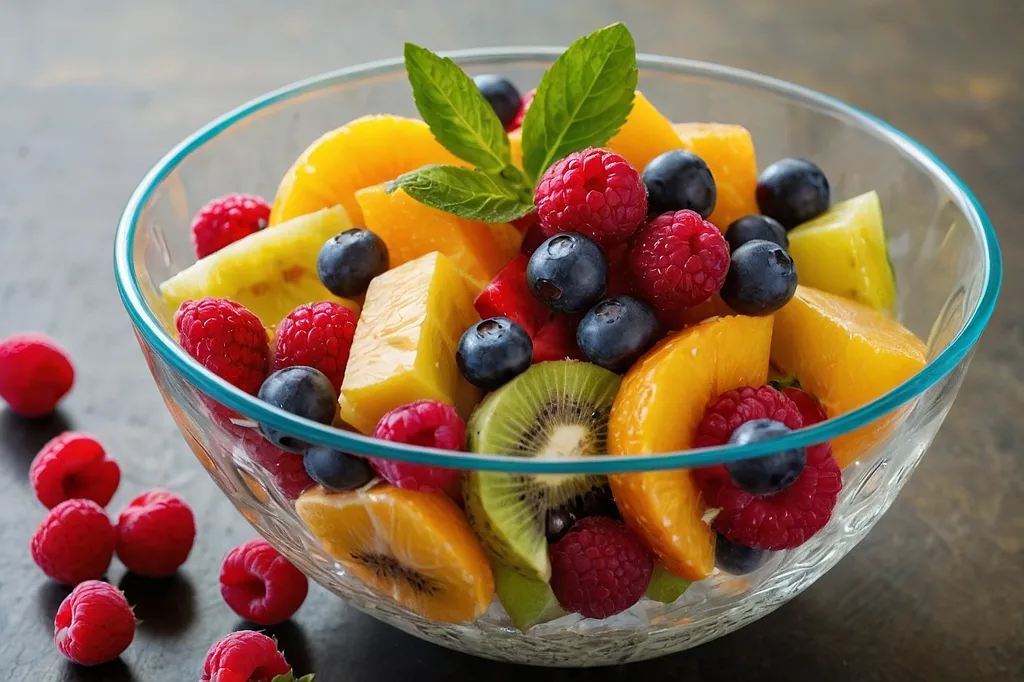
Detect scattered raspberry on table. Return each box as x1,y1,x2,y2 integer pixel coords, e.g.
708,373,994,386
31,498,116,585
220,538,309,626
0,333,75,417
368,399,466,492
30,432,120,509
628,209,730,310
115,489,196,577
54,580,136,666
201,630,297,682
192,193,271,259
534,148,648,248
175,297,270,395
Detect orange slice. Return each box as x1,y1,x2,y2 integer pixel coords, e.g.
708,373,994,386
269,115,463,226
609,315,774,580
771,286,927,468
296,484,494,624
672,123,759,232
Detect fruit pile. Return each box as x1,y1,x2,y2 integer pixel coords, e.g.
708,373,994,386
156,24,927,631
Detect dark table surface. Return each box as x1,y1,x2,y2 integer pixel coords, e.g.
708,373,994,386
1,0,1022,680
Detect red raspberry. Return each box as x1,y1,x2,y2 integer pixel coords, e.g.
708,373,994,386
220,538,308,626
115,490,196,577
273,302,357,393
693,385,842,550
0,333,75,417
549,516,653,619
192,193,270,259
534,148,647,248
603,242,634,297
519,218,547,255
694,385,804,448
54,580,135,666
175,298,270,395
30,432,120,509
201,630,293,682
31,499,115,585
237,425,315,500
783,386,829,426
628,210,730,310
368,399,465,492
508,88,535,131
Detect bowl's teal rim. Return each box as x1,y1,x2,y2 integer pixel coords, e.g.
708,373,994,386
114,48,1002,474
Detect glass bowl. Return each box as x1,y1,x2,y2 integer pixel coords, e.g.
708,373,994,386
114,49,1000,667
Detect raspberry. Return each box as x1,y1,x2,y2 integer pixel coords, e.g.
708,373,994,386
604,242,634,297
30,432,120,509
54,580,135,666
368,399,466,492
115,490,196,577
273,302,357,392
549,516,653,619
237,425,315,500
534,148,647,248
628,209,730,310
783,386,828,426
508,87,535,131
201,630,292,682
693,385,842,550
519,218,547,255
192,193,270,259
31,499,115,585
694,385,804,448
220,538,308,626
175,298,270,395
0,333,75,417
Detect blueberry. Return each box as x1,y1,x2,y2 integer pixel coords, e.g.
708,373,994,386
317,228,389,297
719,239,798,316
715,534,770,575
566,484,622,520
642,150,717,219
257,366,338,452
526,233,607,314
724,419,806,495
545,509,576,543
303,446,375,491
576,296,661,372
473,75,522,128
725,215,789,252
457,317,533,390
755,158,830,229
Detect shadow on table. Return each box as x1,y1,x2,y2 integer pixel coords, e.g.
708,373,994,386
0,410,73,479
119,572,198,636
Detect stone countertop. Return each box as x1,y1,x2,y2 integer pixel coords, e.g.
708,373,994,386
0,0,1021,680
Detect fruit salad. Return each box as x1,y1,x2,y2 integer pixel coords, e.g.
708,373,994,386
160,23,928,629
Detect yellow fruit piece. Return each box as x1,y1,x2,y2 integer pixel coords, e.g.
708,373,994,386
159,206,359,328
269,115,463,226
786,191,897,313
672,123,759,231
339,252,481,434
509,129,523,168
771,286,927,468
609,315,774,581
606,92,686,172
356,185,522,295
296,485,495,624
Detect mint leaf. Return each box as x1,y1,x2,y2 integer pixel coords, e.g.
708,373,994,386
404,43,511,173
521,23,638,182
389,164,533,223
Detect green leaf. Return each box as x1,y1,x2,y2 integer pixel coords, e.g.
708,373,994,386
270,673,314,682
389,164,533,223
404,42,511,173
521,23,638,182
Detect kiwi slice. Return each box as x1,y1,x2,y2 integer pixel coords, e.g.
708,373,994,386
493,562,567,631
464,361,621,581
644,563,691,604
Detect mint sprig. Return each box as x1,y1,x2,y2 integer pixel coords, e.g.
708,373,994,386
405,43,512,174
389,164,533,223
521,23,637,182
398,23,638,223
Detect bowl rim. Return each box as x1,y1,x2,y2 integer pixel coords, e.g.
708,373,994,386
114,47,1002,474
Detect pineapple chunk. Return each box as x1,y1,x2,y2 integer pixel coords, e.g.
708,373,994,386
339,252,482,433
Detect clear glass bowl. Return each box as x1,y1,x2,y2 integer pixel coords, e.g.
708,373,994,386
114,49,1000,667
